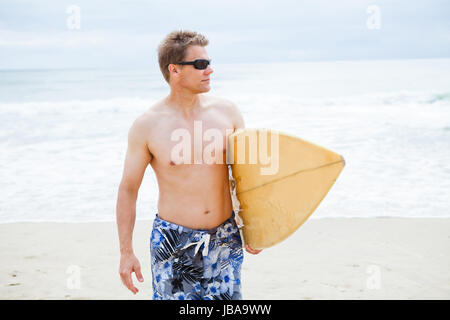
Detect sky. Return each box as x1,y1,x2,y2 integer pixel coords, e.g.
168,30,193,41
0,0,449,69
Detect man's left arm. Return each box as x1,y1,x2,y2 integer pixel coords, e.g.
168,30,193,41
230,101,245,131
228,100,262,255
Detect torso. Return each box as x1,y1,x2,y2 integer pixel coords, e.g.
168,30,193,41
142,94,236,229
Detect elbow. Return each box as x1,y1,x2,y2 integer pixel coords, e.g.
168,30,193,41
118,182,139,197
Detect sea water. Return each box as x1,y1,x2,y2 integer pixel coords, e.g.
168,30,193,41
1,58,449,222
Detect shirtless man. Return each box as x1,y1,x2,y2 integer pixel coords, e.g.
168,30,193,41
116,30,261,300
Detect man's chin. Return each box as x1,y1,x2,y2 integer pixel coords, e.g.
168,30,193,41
198,86,211,93
187,85,210,94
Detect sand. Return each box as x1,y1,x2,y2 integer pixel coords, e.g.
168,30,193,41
0,218,449,300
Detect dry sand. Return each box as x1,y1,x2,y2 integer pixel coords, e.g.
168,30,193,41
1,218,449,299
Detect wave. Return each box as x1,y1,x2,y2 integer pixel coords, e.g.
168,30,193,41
317,91,450,107
427,92,450,104
1,90,449,114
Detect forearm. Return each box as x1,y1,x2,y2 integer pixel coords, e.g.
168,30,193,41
116,187,138,255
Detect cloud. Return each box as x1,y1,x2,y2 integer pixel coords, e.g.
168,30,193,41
0,29,165,48
0,0,448,69
0,29,102,47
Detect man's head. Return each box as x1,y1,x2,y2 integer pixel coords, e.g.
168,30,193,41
157,30,213,93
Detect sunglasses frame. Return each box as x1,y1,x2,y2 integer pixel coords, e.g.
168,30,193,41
175,59,211,70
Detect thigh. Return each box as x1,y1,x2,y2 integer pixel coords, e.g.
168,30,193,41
150,224,205,300
203,228,244,300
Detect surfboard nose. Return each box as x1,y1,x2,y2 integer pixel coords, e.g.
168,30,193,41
340,155,346,166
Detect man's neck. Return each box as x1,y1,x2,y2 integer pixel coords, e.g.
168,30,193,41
165,90,202,116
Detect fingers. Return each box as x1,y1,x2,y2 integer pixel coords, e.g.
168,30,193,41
135,265,144,283
120,271,138,294
128,274,139,294
120,266,144,294
245,244,263,255
119,255,144,295
119,266,144,294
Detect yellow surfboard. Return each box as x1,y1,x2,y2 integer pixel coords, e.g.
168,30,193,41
228,129,345,249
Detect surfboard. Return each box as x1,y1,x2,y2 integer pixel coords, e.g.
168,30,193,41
227,129,345,249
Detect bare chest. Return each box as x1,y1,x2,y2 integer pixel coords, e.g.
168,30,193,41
148,111,234,167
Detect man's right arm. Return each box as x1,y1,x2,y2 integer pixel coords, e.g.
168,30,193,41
116,116,152,294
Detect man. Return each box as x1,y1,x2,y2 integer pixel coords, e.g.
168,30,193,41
116,30,261,300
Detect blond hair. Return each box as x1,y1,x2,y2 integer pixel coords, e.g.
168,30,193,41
157,30,209,84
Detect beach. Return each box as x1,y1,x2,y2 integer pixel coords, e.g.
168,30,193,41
1,0,450,301
1,217,448,300
1,59,449,300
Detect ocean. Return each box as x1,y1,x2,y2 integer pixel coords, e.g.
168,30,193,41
1,58,449,222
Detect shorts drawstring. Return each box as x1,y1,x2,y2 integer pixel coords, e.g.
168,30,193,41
182,233,211,257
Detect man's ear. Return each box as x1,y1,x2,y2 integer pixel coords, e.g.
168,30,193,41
168,63,179,74
168,64,182,84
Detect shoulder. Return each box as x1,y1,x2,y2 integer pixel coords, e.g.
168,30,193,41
128,103,163,141
206,94,240,112
132,99,170,129
127,115,148,149
211,95,245,129
205,95,244,128
130,112,152,134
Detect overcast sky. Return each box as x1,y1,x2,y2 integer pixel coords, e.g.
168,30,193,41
0,0,449,69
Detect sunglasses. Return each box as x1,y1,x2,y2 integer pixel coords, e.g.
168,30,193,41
175,59,211,70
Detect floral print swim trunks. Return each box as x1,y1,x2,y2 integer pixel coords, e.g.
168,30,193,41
150,211,244,300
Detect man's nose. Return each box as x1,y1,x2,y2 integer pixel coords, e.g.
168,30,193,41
204,65,213,75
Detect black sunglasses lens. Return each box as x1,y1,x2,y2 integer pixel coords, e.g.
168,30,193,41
195,60,209,69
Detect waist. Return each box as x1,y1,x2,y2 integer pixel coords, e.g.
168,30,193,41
157,193,233,229
154,210,235,235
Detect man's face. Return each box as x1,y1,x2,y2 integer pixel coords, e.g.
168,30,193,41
170,45,213,93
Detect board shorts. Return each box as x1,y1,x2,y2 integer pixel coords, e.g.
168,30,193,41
150,211,244,300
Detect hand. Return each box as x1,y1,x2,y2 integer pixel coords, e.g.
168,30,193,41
119,253,144,294
245,244,263,255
